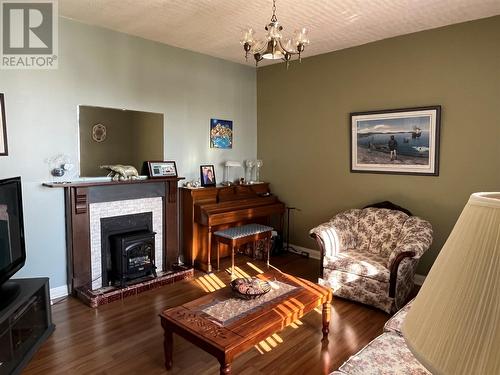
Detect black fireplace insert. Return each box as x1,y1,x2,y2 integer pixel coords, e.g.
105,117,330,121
109,230,157,287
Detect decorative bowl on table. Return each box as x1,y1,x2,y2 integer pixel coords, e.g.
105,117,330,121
230,277,271,300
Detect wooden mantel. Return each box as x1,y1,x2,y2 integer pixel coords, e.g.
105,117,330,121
44,177,184,293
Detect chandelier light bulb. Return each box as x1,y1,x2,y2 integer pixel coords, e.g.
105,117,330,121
240,28,255,45
283,38,296,53
294,28,310,45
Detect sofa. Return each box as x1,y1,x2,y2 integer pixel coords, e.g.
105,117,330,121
331,299,430,375
310,207,432,313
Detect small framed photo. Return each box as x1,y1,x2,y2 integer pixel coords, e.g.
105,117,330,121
200,165,216,187
350,106,441,176
147,161,177,178
0,94,8,156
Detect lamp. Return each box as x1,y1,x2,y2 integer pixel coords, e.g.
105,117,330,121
222,161,242,186
402,192,500,375
240,0,310,67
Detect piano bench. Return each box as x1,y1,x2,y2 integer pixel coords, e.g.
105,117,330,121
213,224,274,275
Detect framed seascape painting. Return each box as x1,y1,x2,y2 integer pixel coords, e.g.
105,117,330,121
210,118,233,149
350,106,441,176
0,94,7,156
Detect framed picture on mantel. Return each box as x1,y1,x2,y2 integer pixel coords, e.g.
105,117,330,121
147,161,178,178
350,106,441,176
0,94,8,156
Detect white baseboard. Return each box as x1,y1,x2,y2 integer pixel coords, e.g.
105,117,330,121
50,284,69,302
287,243,427,286
286,243,321,260
414,274,426,286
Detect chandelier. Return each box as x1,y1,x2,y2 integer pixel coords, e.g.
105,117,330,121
240,0,310,67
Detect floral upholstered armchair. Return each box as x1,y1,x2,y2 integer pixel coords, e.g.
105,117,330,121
310,206,432,313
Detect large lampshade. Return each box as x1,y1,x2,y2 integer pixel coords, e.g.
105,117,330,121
403,192,500,375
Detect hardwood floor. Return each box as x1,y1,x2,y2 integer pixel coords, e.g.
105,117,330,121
22,254,389,375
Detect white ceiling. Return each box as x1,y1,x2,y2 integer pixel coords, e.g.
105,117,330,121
60,0,500,66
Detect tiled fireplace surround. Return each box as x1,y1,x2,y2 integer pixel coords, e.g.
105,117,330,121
89,197,163,290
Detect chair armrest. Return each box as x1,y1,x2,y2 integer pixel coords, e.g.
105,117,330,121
387,216,433,298
388,251,416,298
309,226,343,260
388,217,433,267
310,211,360,278
309,212,358,259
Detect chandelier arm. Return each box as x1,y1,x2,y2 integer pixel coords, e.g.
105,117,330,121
252,42,269,55
278,40,297,55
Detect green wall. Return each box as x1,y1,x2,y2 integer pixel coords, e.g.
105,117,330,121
257,16,500,274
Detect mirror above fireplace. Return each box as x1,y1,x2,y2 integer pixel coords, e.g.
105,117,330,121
78,105,164,177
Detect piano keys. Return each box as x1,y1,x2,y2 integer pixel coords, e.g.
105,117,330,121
180,183,285,272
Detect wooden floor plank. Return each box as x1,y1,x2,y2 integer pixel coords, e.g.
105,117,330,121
22,254,389,375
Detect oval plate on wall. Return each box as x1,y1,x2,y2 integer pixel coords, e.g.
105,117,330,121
92,123,107,143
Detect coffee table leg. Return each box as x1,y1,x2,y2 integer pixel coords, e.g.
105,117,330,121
220,361,232,375
322,301,331,339
164,328,173,370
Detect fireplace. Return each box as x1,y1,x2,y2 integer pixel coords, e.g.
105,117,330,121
109,230,157,287
43,178,186,295
99,212,161,287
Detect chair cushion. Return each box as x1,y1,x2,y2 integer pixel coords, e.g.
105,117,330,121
214,223,273,239
338,332,430,375
324,250,390,283
321,269,394,313
356,208,409,256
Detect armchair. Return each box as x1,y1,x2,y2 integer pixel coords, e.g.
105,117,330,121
310,207,432,313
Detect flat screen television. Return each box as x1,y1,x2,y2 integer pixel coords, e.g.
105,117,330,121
0,177,26,309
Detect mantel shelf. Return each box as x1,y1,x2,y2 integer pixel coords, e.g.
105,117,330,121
42,176,185,189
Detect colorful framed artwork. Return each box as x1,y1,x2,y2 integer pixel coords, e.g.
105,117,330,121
350,106,441,176
210,119,233,149
200,165,216,187
147,161,177,178
0,94,8,156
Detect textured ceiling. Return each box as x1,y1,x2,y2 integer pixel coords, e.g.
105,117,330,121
60,0,500,66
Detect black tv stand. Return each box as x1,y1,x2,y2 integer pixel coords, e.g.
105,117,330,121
0,281,21,311
0,278,55,375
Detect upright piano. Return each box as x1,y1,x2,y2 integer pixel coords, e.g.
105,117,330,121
180,183,285,272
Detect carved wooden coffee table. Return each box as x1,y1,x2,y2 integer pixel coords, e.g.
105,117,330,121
159,270,332,374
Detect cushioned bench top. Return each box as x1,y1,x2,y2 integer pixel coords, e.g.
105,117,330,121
214,223,273,239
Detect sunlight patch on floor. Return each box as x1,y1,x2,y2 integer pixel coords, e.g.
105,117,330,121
254,333,284,355
195,278,212,292
246,262,264,274
195,274,226,293
226,266,251,279
258,340,272,352
208,273,226,288
272,333,283,343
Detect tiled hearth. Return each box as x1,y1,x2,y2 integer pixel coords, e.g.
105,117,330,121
89,197,163,290
75,268,194,308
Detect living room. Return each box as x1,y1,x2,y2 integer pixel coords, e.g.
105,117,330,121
0,1,499,374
